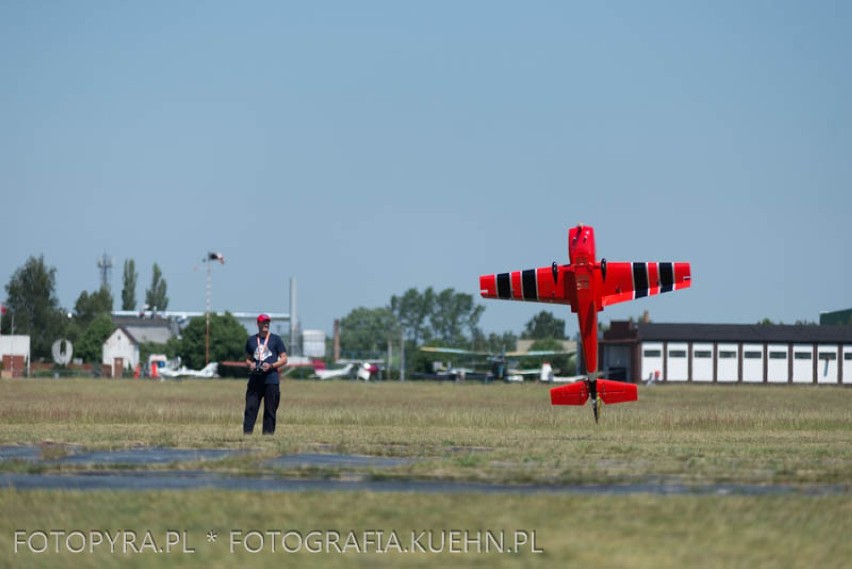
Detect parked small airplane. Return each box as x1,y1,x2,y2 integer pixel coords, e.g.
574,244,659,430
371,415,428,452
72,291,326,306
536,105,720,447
538,362,585,383
480,224,691,421
420,346,575,382
312,361,381,381
412,358,485,381
158,362,219,379
313,363,356,380
500,362,583,383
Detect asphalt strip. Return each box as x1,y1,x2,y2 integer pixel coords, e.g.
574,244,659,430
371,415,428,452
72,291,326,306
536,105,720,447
0,471,846,496
1,446,846,496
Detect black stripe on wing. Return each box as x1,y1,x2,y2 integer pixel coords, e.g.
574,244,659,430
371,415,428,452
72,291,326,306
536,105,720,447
497,273,511,299
522,269,537,300
659,262,674,293
632,262,649,299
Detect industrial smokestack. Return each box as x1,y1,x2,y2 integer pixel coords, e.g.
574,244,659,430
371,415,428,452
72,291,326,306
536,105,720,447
289,277,299,356
333,319,340,362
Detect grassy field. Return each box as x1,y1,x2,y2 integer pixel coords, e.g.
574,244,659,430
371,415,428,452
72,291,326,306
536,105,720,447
1,377,850,485
2,490,850,569
1,377,851,568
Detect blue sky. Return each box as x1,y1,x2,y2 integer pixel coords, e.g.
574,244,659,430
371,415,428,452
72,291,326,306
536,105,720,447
1,1,850,338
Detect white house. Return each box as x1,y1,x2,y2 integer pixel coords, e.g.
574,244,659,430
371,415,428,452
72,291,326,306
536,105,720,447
102,317,175,376
102,327,139,374
0,335,31,377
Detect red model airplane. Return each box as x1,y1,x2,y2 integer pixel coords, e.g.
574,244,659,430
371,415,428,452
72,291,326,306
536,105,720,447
480,224,691,421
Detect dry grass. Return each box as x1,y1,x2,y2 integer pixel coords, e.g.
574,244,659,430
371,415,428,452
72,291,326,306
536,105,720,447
1,490,850,569
0,378,851,484
1,378,851,568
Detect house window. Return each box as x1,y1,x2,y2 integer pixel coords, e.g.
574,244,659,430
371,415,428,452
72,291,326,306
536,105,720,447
794,352,812,360
818,353,837,361
694,350,712,358
643,350,662,357
668,350,687,358
845,353,852,361
769,351,787,360
744,351,762,359
719,351,736,359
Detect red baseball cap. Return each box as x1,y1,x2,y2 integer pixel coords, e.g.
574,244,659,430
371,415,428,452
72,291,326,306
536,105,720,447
257,313,271,323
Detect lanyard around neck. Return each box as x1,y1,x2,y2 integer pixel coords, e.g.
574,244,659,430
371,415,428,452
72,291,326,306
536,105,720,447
257,333,270,352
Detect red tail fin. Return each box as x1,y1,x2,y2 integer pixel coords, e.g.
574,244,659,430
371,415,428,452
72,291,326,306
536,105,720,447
597,379,638,404
550,379,637,406
550,381,589,406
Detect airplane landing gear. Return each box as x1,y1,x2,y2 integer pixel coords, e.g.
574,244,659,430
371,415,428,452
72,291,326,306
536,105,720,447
588,379,600,423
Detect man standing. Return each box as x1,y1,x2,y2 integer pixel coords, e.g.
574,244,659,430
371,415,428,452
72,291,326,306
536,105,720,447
244,313,288,435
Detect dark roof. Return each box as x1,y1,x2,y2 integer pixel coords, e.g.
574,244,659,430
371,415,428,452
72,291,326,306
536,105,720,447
112,316,172,329
115,325,139,345
636,323,852,344
111,316,174,345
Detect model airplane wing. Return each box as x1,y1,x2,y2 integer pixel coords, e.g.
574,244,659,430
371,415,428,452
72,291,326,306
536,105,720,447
601,262,691,307
479,264,573,306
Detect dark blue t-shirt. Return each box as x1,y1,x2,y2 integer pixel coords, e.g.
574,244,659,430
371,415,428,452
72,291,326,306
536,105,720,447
245,333,287,384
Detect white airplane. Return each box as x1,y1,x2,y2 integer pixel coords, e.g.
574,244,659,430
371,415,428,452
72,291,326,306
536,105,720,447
158,362,219,379
312,361,381,381
312,363,355,380
356,361,379,381
538,362,585,384
420,345,575,382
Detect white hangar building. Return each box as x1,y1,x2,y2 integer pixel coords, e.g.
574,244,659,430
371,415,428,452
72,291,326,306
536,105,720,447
601,322,852,385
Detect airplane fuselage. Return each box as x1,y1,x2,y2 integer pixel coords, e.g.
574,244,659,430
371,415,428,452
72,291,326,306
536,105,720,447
567,224,602,378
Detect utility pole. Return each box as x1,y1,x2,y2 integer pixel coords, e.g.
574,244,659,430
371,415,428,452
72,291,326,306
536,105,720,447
205,260,211,365
204,252,225,364
289,277,298,356
400,328,405,381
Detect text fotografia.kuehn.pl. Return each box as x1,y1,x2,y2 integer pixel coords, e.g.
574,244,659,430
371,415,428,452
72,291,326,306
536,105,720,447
14,528,544,555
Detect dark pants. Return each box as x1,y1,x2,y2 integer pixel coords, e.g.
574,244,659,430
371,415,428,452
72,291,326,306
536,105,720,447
243,378,280,434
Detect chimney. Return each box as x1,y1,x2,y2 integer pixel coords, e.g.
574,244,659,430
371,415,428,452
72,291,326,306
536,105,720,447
333,319,341,362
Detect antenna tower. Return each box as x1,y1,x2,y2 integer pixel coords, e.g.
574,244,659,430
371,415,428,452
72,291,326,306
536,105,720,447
97,253,114,291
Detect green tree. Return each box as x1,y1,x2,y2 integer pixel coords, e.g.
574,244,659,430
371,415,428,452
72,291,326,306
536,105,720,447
74,288,113,328
429,288,484,346
390,287,435,345
121,259,138,311
340,307,398,357
145,263,168,311
177,312,246,369
486,331,519,354
75,313,115,363
3,255,68,358
521,311,566,340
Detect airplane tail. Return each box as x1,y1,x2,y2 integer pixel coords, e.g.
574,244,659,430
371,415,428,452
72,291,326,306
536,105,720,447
549,380,589,405
550,379,637,406
595,378,638,404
